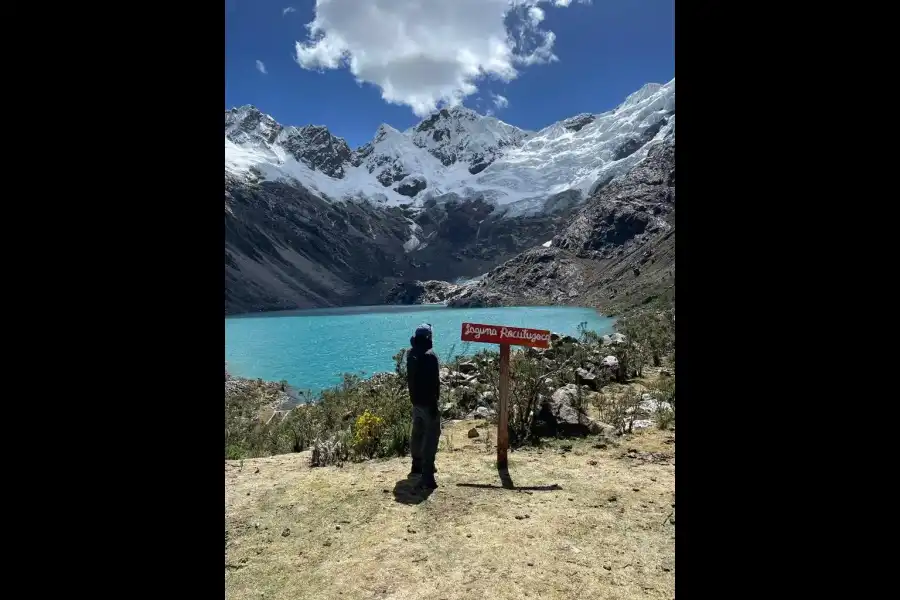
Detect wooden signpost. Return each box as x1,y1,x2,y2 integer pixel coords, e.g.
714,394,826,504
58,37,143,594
461,322,552,468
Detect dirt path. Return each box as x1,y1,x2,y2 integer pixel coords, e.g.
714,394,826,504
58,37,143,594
225,421,675,600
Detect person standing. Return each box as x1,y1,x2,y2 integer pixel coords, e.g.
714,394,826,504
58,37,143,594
406,323,441,489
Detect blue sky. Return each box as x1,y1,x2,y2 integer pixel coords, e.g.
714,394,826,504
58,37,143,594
225,1,674,148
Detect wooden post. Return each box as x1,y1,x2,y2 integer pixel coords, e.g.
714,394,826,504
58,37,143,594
498,342,510,468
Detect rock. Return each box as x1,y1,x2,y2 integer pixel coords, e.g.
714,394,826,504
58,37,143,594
281,528,290,537
550,332,561,341
467,406,496,420
458,362,477,374
600,356,619,369
440,402,456,418
601,333,627,346
468,428,480,438
553,334,578,346
534,384,603,437
478,391,494,406
592,421,618,444
575,368,598,391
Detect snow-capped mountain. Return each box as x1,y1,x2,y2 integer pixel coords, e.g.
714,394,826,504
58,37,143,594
224,79,674,215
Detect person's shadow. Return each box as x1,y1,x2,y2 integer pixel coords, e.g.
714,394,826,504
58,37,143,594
392,475,435,504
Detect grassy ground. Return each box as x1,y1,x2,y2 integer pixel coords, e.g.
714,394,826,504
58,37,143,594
225,420,675,600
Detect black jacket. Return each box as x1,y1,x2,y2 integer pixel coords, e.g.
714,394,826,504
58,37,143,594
407,336,440,411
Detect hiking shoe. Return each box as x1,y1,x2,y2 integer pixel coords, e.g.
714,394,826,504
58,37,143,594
419,477,438,490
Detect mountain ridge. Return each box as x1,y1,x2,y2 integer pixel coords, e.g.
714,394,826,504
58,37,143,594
224,79,675,315
225,79,674,212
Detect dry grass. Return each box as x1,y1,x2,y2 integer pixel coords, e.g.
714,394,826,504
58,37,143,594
225,421,675,600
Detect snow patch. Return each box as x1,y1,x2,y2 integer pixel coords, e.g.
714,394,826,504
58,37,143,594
224,79,675,215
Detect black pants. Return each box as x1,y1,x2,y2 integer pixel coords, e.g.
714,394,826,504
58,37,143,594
410,405,441,476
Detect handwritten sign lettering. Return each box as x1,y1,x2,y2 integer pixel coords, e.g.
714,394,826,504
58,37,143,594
461,322,552,349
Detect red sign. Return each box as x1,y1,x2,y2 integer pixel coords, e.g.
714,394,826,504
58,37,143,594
461,322,552,349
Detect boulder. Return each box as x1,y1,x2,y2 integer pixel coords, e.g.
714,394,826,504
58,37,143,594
601,333,627,346
534,384,603,437
575,368,599,391
592,420,618,443
467,406,496,420
601,356,619,369
468,427,480,438
458,361,477,374
440,402,456,418
553,335,578,346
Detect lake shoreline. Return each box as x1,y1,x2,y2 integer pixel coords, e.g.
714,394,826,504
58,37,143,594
226,305,615,394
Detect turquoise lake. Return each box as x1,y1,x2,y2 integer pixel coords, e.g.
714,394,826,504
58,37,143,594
225,305,615,395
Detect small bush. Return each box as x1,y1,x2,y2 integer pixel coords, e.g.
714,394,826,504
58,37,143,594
593,386,643,435
352,410,385,459
310,430,351,467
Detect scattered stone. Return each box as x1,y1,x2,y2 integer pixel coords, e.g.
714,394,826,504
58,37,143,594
466,534,472,538
651,477,657,482
527,562,534,567
608,495,617,502
254,467,260,474
335,526,341,531
575,368,598,391
600,356,620,369
383,489,389,493
407,528,417,534
568,498,574,502
246,492,250,496
587,459,598,466
593,443,608,450
633,488,640,492
515,515,525,520
467,406,496,420
560,443,573,452
323,541,332,547
281,528,290,537
603,565,612,571
534,384,603,437
458,362,477,374
467,428,480,438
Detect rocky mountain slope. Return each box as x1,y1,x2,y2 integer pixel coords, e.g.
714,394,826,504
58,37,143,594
442,137,675,315
225,80,675,315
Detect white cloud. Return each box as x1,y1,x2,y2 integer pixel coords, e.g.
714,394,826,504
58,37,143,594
491,93,509,109
283,6,296,15
293,0,586,117
256,60,268,74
